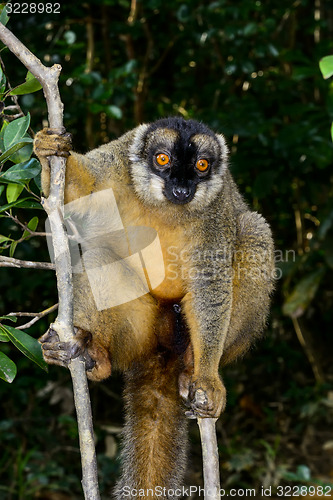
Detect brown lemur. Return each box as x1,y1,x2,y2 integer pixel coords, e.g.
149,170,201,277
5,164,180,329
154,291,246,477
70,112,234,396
34,117,275,498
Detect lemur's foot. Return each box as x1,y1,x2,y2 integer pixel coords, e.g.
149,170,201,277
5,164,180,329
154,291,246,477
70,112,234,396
39,326,112,382
179,373,226,419
39,326,95,370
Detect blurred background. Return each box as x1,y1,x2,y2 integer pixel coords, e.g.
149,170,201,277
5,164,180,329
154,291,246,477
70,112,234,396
0,1,333,498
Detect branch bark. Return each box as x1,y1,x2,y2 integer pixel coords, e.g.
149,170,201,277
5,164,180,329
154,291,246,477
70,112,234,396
7,303,58,330
0,255,55,270
197,418,221,500
195,388,221,500
0,22,100,500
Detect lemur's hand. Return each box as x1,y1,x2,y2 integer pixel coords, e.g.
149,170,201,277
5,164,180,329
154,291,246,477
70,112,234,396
33,128,72,162
33,128,72,196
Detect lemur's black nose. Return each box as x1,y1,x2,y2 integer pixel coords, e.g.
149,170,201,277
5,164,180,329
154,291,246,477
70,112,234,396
172,186,191,201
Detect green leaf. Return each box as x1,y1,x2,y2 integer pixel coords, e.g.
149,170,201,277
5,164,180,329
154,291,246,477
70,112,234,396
0,315,17,323
0,329,9,341
9,141,33,164
3,113,31,150
0,351,17,383
296,465,311,481
282,268,325,318
106,105,123,120
0,4,10,27
267,43,279,57
6,183,24,203
8,74,42,96
0,324,48,372
0,67,6,96
0,235,12,244
283,465,312,482
34,171,42,191
64,30,76,45
319,55,333,79
243,22,258,36
0,119,8,150
0,197,42,213
9,240,18,258
89,102,104,114
331,123,333,142
23,216,39,239
0,158,41,182
0,138,33,165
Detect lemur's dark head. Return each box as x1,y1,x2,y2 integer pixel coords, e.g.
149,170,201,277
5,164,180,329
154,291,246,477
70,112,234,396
129,117,229,209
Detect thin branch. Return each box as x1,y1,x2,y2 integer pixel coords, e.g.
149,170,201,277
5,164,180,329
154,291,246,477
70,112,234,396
3,104,21,111
195,389,221,500
147,37,178,78
2,112,23,120
197,417,221,500
8,303,58,330
292,317,324,384
4,211,47,237
128,0,137,25
0,255,55,270
0,54,35,136
0,22,100,500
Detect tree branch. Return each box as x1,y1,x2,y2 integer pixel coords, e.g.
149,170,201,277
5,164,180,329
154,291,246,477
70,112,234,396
0,22,100,500
197,418,221,500
196,388,221,500
7,303,58,329
0,255,55,270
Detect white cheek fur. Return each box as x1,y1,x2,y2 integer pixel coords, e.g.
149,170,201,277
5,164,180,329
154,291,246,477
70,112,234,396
149,175,165,201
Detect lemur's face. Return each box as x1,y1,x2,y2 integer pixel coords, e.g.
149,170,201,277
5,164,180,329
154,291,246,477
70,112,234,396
129,117,229,210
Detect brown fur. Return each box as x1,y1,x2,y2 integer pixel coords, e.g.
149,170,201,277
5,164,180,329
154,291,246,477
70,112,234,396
34,120,275,498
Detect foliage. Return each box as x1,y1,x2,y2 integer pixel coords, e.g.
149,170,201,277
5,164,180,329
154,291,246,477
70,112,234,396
0,64,47,382
319,55,333,140
0,0,333,497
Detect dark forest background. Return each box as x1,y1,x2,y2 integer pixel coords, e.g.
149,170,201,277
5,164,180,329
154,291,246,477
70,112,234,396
0,1,333,499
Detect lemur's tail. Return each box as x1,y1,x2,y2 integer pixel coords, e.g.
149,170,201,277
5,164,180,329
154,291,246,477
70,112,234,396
114,350,188,499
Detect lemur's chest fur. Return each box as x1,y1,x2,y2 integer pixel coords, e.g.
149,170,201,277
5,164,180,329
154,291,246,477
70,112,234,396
117,190,190,302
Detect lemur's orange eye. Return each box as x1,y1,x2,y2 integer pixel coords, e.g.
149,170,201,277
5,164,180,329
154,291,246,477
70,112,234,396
156,153,170,167
196,158,209,172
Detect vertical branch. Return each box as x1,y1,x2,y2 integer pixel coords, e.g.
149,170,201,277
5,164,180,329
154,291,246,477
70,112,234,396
101,4,112,74
85,8,95,149
0,22,100,500
196,388,221,500
292,317,324,384
197,418,221,500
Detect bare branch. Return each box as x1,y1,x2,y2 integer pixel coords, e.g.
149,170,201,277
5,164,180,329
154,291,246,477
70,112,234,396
195,388,221,500
4,211,48,239
197,417,221,500
0,54,35,136
0,22,100,500
0,255,55,270
8,304,58,329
